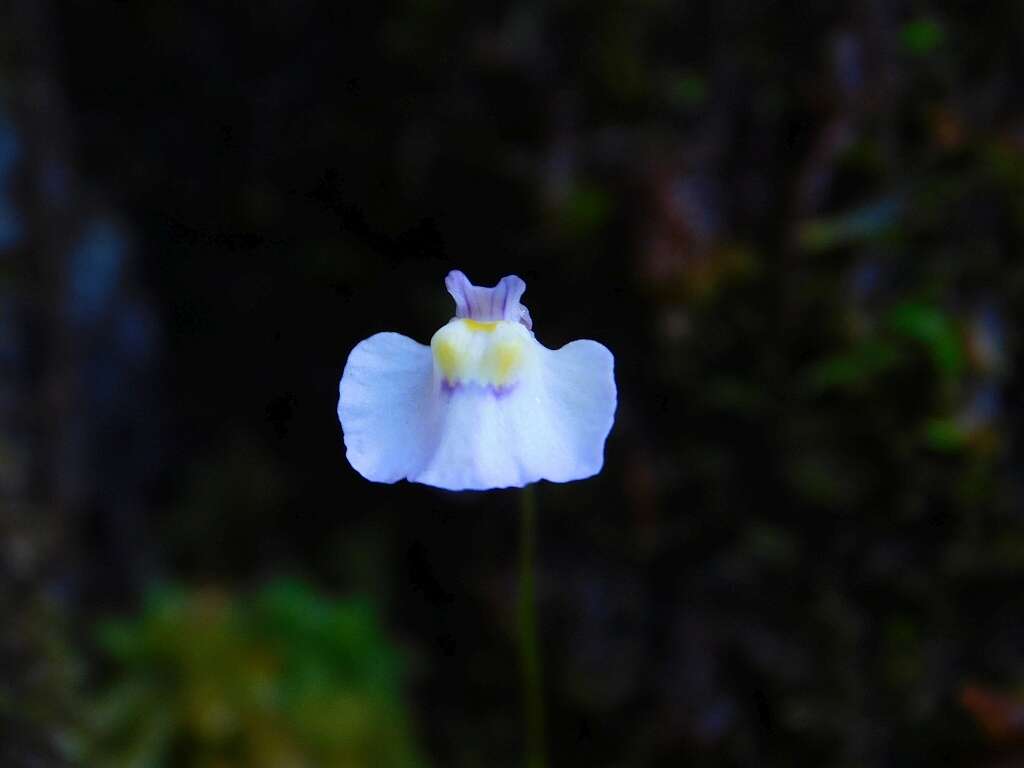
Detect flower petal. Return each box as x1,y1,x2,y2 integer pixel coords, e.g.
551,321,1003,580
412,337,616,491
337,332,439,484
535,338,618,479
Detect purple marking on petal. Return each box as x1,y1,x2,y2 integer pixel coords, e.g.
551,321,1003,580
444,270,532,328
440,378,518,398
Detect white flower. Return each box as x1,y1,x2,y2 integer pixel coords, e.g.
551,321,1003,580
338,270,616,491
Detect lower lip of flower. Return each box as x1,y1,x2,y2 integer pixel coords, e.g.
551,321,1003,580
431,318,534,392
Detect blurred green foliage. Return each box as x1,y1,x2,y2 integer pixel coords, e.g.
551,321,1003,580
902,18,946,56
77,581,423,768
807,300,964,395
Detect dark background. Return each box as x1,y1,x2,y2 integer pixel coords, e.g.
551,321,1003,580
3,1,1024,766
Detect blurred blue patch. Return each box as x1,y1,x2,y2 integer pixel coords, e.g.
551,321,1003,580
0,108,20,178
695,696,736,742
67,219,126,327
0,108,24,251
116,301,158,363
849,258,882,303
80,301,157,417
0,307,19,369
963,381,1002,427
42,159,71,209
671,175,720,242
0,201,24,250
833,33,863,98
970,303,1007,374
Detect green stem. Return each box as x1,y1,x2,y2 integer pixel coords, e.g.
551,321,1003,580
518,484,546,768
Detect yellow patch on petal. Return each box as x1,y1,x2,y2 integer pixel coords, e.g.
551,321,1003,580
433,337,464,381
485,341,524,383
463,319,499,333
430,319,534,388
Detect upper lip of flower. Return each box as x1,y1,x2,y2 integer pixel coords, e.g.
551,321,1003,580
446,270,533,329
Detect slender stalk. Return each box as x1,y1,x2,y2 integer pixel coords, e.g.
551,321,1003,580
518,484,546,768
